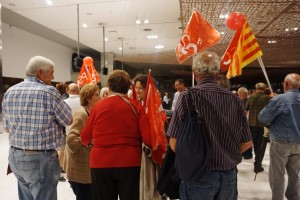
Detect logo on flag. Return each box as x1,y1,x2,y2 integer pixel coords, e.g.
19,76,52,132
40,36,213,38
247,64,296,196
176,10,221,64
77,57,100,88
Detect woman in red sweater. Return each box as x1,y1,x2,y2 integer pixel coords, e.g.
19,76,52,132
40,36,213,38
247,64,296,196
81,70,152,200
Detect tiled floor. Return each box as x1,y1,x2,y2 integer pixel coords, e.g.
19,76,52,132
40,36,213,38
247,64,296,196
0,130,286,200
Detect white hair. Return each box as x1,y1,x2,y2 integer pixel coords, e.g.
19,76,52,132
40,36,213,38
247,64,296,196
192,51,220,75
25,56,55,77
285,73,300,89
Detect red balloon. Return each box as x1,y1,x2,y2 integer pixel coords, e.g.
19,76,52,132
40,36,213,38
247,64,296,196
226,12,246,30
83,56,93,66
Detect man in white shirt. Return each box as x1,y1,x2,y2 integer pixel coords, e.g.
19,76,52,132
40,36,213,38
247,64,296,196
64,83,81,115
58,83,81,181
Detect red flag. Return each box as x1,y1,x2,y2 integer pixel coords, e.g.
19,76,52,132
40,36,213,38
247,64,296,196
221,21,263,78
144,70,168,166
176,10,221,64
77,57,100,88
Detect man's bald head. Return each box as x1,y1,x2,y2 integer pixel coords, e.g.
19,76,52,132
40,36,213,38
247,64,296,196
68,83,80,95
284,73,300,91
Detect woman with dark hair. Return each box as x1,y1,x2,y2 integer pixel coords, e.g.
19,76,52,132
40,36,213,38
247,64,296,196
81,70,152,200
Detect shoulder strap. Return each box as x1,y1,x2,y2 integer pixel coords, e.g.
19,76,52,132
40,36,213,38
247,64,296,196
114,94,138,119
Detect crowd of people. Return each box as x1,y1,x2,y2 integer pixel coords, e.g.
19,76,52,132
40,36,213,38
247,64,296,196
2,53,300,200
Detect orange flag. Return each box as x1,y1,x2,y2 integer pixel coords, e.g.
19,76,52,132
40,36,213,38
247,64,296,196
77,57,100,88
221,21,263,78
176,10,221,64
144,70,168,166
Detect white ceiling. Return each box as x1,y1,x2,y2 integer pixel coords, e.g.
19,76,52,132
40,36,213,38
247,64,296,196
2,0,300,85
1,0,182,62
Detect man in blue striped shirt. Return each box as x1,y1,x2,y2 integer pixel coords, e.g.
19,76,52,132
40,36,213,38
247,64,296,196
2,56,72,200
167,51,252,200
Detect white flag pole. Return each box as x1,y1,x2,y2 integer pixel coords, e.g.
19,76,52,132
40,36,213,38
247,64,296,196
258,56,274,95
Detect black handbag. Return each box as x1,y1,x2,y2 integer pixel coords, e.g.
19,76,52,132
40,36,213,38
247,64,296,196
175,89,211,181
157,146,180,199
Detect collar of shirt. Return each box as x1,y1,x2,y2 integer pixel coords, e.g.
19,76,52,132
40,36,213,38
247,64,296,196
25,76,45,85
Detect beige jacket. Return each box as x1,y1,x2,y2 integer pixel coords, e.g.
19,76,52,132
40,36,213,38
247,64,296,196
64,106,92,184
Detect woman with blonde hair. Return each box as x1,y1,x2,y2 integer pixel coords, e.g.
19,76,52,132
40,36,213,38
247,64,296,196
64,83,100,200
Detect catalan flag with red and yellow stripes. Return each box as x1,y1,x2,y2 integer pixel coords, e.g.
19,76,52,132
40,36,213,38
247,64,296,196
221,21,263,78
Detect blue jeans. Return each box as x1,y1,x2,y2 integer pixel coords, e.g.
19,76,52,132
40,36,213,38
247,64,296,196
179,168,237,200
8,147,60,200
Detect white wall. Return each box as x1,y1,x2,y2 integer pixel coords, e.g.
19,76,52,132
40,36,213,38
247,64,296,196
2,23,74,82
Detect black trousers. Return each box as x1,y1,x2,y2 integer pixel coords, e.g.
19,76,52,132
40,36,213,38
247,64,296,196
91,167,140,200
69,181,92,200
250,126,265,168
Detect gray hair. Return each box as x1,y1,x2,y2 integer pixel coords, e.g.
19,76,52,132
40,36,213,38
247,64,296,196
237,87,248,95
192,51,220,75
25,56,55,77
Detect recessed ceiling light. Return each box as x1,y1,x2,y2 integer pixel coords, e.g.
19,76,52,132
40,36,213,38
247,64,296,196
119,47,122,50
105,38,108,41
220,31,225,35
147,35,158,39
82,23,87,28
46,0,53,6
285,28,289,31
144,20,149,24
294,27,298,31
136,20,141,24
155,45,164,49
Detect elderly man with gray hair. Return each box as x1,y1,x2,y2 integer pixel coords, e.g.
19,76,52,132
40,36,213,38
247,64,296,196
2,56,72,200
167,51,252,200
259,73,300,200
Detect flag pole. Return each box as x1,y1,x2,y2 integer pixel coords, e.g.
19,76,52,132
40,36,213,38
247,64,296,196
257,57,274,95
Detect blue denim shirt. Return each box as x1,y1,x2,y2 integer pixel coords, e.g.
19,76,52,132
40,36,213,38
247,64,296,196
258,90,300,144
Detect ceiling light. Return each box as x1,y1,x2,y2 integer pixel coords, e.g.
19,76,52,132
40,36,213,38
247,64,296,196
219,15,225,19
220,31,225,35
144,20,149,24
268,40,276,44
155,45,164,49
224,14,229,19
46,0,53,6
119,47,122,50
82,23,87,28
136,20,141,24
147,35,158,39
285,28,289,31
294,27,298,31
105,38,108,41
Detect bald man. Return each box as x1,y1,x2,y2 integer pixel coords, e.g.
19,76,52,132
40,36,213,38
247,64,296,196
245,82,271,173
259,73,300,200
65,83,81,114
